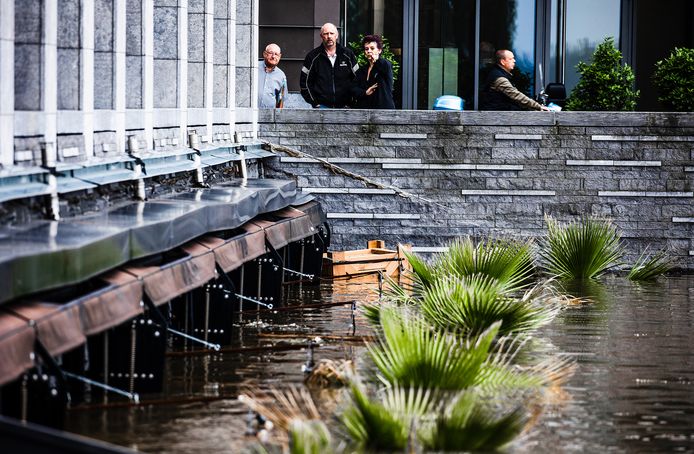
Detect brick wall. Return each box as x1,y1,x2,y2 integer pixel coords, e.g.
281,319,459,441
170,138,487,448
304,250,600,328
259,109,694,269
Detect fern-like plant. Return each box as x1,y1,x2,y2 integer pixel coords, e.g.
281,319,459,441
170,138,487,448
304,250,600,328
540,216,623,280
628,248,674,282
565,36,639,111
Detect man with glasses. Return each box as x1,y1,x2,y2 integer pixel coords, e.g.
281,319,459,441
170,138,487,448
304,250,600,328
258,43,287,108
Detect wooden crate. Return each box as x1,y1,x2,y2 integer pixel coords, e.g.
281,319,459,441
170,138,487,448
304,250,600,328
323,242,412,279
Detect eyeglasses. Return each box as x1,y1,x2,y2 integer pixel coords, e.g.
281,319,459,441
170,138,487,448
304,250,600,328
264,51,281,56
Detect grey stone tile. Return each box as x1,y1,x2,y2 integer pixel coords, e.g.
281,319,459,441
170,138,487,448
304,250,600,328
214,64,229,107
153,59,178,107
95,0,115,52
14,44,41,110
214,19,229,64
94,52,114,109
126,56,143,108
154,6,178,59
15,0,43,43
236,0,252,24
57,48,80,110
58,0,81,48
215,0,229,18
234,66,250,107
126,0,143,55
187,62,204,108
187,13,205,62
188,0,205,13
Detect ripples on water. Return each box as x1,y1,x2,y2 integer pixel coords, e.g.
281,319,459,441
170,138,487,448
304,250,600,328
64,275,694,453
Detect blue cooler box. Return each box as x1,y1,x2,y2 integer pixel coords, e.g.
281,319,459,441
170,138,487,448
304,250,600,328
433,95,464,111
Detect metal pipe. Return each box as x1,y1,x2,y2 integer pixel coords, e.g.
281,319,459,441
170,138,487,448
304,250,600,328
63,371,140,403
166,326,221,351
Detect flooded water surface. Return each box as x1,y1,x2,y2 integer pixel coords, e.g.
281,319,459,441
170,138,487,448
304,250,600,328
64,275,694,453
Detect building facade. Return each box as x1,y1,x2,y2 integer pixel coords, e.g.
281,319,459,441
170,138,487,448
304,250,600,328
259,0,694,110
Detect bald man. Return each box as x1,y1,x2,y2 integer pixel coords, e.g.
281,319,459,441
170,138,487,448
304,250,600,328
300,23,358,108
258,43,287,108
480,50,549,111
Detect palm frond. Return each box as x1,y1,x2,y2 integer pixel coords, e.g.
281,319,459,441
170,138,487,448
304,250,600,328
422,392,527,452
368,308,500,389
341,383,435,451
419,275,560,337
402,249,436,289
628,247,674,281
238,386,322,432
289,419,333,454
434,236,536,292
540,215,623,280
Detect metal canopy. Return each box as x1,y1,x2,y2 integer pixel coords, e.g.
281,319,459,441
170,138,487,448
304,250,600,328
0,178,311,304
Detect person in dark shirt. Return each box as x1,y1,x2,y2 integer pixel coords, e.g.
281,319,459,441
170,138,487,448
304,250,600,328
480,49,549,111
351,34,395,109
300,23,358,108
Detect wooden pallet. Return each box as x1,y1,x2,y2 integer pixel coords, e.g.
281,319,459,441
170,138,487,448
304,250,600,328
323,240,412,278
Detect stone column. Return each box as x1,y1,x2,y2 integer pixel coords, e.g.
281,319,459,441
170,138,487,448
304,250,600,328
114,0,127,155
0,0,13,166
205,0,214,136
44,0,58,162
226,0,236,133
81,0,94,159
178,0,187,146
142,0,154,151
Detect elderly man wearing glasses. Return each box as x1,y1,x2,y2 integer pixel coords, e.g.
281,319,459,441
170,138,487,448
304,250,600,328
258,43,287,108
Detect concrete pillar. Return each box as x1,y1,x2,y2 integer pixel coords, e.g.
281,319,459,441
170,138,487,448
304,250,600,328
250,0,257,138
81,0,94,159
142,0,153,151
43,0,58,162
227,0,236,132
178,0,188,146
114,0,127,154
205,0,214,136
0,0,14,166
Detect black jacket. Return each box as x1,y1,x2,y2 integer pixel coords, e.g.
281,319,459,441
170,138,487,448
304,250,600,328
352,58,395,109
480,65,522,111
300,43,358,108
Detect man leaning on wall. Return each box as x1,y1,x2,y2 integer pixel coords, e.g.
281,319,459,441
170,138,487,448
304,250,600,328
300,23,358,108
480,49,550,111
258,43,287,109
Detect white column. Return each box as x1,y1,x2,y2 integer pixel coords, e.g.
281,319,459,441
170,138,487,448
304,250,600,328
227,0,236,132
250,0,258,138
114,0,127,154
142,0,154,151
43,0,58,160
0,0,14,166
81,0,94,159
205,0,214,137
178,1,188,145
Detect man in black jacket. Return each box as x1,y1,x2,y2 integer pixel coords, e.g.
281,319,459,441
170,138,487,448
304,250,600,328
300,23,358,108
480,50,549,111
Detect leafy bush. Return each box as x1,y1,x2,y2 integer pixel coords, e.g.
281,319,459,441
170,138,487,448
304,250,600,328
348,34,400,81
653,47,694,111
565,37,639,111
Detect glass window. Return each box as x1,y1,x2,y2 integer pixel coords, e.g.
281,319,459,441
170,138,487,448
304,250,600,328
564,0,620,93
417,0,476,109
479,0,537,104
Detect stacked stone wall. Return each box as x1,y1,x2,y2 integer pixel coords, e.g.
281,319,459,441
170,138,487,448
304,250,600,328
260,110,694,269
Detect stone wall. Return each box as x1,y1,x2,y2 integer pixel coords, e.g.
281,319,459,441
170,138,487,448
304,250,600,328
259,109,694,269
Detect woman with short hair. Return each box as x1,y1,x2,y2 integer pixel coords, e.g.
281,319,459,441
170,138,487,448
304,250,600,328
352,34,395,109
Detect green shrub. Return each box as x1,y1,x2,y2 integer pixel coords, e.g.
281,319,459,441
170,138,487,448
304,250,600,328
653,47,694,111
565,37,639,111
348,34,400,81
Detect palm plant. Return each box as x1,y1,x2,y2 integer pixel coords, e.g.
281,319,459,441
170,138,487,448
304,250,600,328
418,274,559,337
341,384,434,451
540,216,623,280
628,248,674,281
422,392,527,452
288,419,333,454
405,236,536,293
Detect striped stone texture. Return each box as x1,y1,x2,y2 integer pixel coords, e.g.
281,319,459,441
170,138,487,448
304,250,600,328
259,110,694,269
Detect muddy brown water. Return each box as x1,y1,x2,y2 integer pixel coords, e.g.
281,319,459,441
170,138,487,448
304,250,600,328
64,274,694,453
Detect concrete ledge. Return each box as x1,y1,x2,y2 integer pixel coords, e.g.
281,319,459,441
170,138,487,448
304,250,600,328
280,157,422,164
566,160,661,167
592,135,694,142
327,212,420,220
303,187,396,195
384,163,523,171
495,134,542,140
411,246,449,253
685,167,694,172
380,132,427,139
672,217,694,223
461,190,555,196
599,191,694,198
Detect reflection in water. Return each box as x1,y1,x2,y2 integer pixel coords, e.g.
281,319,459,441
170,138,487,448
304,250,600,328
64,275,694,453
